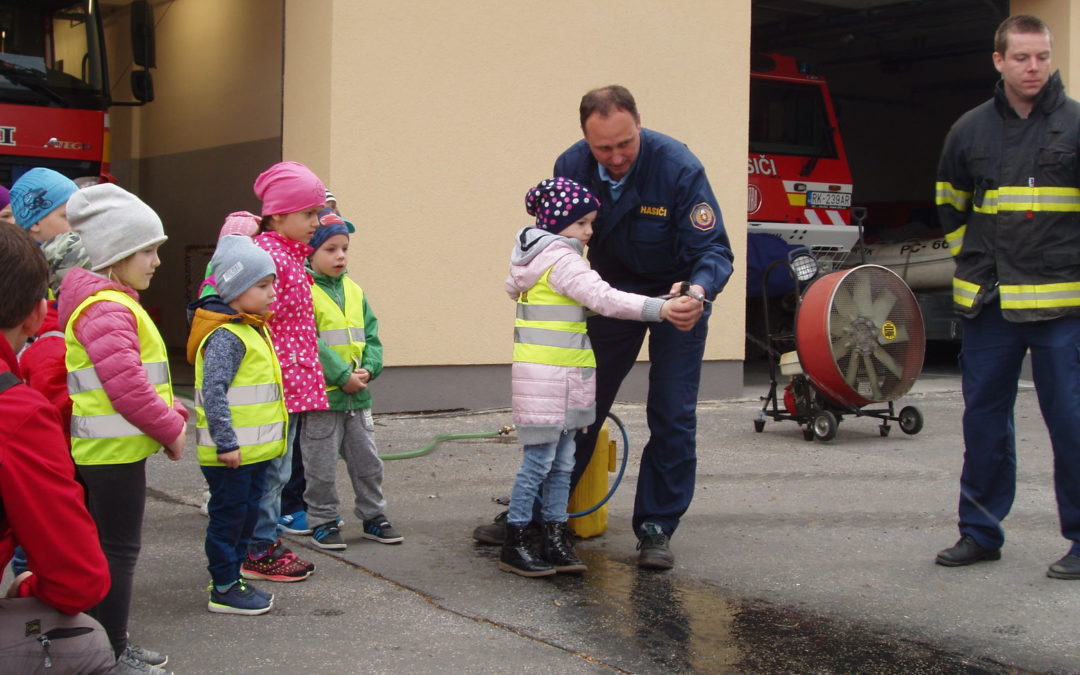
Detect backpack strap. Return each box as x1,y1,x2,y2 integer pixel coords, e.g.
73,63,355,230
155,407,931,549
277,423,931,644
0,370,21,395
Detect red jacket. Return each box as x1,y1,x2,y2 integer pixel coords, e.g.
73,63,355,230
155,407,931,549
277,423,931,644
19,302,72,440
0,337,110,614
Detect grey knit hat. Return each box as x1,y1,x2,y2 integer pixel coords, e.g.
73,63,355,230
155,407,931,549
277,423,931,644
210,234,276,304
67,183,167,272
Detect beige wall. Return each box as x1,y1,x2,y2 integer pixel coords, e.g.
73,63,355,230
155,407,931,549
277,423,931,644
283,0,750,373
103,0,284,348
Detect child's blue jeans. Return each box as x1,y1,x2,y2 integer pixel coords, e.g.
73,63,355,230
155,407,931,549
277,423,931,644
508,431,575,526
202,461,269,588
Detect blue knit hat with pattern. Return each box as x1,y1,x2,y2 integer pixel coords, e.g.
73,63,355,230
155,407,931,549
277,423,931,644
10,168,78,229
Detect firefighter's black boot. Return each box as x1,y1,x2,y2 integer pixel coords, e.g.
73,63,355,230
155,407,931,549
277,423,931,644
542,521,587,573
499,524,554,577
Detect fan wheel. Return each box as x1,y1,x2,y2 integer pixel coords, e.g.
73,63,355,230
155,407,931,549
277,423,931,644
795,265,926,408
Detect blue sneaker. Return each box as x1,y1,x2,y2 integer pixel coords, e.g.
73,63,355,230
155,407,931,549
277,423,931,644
208,580,272,615
362,515,403,544
278,510,312,535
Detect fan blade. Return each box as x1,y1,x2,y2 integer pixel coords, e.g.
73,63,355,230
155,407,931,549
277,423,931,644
832,284,856,320
831,335,850,359
845,347,861,385
870,290,898,326
862,353,883,399
852,275,874,316
873,346,904,378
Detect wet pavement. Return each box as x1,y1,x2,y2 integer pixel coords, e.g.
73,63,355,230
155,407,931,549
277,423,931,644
116,348,1080,673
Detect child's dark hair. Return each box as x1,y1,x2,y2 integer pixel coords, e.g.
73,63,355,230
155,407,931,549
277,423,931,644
0,221,48,329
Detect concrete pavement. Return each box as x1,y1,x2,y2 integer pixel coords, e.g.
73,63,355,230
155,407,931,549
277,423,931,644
126,362,1080,674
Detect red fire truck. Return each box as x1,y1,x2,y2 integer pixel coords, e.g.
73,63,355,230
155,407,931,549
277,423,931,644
0,0,153,187
747,52,860,290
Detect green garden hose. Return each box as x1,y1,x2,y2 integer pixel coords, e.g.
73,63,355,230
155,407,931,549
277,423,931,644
380,425,515,461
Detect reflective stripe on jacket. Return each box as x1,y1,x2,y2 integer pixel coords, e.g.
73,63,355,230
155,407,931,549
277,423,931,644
935,72,1080,320
311,281,366,392
513,267,596,368
65,290,173,465
194,323,288,466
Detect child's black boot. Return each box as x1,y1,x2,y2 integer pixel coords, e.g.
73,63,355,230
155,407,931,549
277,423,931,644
499,523,554,577
541,521,587,573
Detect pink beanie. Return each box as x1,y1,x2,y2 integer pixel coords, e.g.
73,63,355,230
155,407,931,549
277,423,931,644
253,161,326,216
218,211,260,239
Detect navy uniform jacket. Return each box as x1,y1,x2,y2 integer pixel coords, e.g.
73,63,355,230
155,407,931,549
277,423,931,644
554,128,734,298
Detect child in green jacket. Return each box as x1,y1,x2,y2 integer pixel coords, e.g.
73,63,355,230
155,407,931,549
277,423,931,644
300,211,401,550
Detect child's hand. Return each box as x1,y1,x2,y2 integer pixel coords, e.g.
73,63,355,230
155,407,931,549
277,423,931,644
355,368,371,385
341,372,366,394
218,449,241,469
164,429,186,461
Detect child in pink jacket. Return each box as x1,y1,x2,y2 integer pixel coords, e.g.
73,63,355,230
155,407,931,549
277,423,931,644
500,177,679,578
242,161,328,582
58,183,187,668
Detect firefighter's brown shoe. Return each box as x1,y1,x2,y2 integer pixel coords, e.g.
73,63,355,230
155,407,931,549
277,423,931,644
636,522,674,570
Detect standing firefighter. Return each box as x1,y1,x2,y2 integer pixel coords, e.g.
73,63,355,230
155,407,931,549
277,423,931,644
934,15,1080,579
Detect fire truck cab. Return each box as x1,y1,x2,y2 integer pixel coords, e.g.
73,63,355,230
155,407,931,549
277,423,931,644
0,0,154,187
747,52,860,281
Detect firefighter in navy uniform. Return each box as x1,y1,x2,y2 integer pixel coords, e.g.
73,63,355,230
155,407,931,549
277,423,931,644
559,85,733,569
934,15,1080,580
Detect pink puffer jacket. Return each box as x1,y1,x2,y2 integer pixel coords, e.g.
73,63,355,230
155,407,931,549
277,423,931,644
507,228,665,445
254,230,329,414
57,268,189,448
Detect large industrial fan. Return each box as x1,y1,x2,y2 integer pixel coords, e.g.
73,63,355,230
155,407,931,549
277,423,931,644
755,262,926,441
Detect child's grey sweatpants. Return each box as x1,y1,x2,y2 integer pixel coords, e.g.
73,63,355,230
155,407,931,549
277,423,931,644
299,408,386,527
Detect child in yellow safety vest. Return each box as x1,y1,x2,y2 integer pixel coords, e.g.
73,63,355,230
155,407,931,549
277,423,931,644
58,183,187,666
186,234,291,615
300,212,401,551
501,177,685,578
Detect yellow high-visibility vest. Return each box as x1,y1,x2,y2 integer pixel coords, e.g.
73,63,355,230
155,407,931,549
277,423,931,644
194,322,288,466
513,267,595,368
311,280,366,392
65,289,174,465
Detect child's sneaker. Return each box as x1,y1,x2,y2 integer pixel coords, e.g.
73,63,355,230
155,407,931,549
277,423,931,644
123,644,167,667
273,539,316,573
111,649,172,674
208,579,273,615
311,522,347,550
198,489,210,517
278,510,312,535
362,515,404,544
241,544,312,582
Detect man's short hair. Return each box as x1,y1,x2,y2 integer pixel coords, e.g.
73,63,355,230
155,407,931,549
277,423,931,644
0,221,48,329
995,14,1052,55
579,85,640,128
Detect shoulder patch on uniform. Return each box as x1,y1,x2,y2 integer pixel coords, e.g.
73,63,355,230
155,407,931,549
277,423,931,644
690,203,716,231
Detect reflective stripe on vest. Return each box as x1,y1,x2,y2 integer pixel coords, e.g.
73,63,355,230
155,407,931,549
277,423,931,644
1000,281,1080,310
973,186,1080,214
952,277,981,309
311,280,366,392
69,361,170,395
194,322,288,466
513,267,595,368
65,290,173,465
